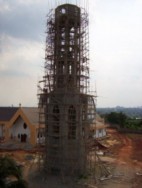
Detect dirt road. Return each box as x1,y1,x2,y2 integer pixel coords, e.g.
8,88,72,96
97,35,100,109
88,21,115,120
117,133,132,163
99,129,142,188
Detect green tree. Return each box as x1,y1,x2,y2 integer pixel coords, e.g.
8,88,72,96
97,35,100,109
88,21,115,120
105,112,127,128
118,112,128,127
0,155,28,188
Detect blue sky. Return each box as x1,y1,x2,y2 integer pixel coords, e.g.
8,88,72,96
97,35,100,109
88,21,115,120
0,0,142,107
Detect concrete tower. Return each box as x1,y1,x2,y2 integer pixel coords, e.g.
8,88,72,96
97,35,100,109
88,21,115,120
38,3,95,176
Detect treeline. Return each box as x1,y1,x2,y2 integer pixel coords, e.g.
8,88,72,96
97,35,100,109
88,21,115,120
103,112,142,131
97,107,142,118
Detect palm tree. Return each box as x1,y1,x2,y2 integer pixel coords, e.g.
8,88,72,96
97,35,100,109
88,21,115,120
0,155,28,188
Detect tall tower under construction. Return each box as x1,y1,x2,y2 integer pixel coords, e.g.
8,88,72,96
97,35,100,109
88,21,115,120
38,3,95,176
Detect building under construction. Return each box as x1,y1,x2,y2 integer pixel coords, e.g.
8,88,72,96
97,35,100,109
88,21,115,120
38,2,96,176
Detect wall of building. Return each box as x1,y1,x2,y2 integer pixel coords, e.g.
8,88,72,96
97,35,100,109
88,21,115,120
94,128,106,139
10,116,30,143
9,108,38,146
36,127,45,144
0,122,9,141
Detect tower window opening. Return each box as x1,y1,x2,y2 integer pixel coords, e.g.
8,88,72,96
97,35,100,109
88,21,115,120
61,8,66,14
58,61,65,74
82,106,86,121
70,31,75,41
61,33,65,37
53,105,59,114
70,32,74,37
69,65,72,74
61,48,65,52
68,125,76,139
52,105,60,134
68,105,76,139
69,47,72,51
58,77,64,87
69,19,75,27
70,40,74,45
61,41,65,45
77,53,80,61
61,27,65,32
70,27,75,32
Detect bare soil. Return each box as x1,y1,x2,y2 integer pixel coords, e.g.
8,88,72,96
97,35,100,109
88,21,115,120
99,128,142,188
0,128,142,188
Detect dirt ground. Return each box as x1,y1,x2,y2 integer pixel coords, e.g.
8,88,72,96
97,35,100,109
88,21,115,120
99,128,142,188
0,128,142,188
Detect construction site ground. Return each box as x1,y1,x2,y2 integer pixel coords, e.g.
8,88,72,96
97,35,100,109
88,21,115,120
0,128,142,188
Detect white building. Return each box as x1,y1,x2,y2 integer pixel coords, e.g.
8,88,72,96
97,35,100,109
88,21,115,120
91,114,107,139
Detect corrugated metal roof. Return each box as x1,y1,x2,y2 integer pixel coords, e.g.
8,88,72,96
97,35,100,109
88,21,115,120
0,107,18,121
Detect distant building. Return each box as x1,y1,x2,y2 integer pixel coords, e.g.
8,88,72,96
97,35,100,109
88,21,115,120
90,114,107,139
0,107,44,146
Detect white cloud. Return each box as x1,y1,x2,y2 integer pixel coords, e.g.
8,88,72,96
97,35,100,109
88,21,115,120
0,76,38,106
0,34,44,106
89,0,142,107
0,0,12,13
18,0,42,5
0,34,44,76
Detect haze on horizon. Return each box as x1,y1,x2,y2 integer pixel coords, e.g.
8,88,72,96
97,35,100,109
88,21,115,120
0,0,142,108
